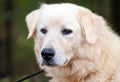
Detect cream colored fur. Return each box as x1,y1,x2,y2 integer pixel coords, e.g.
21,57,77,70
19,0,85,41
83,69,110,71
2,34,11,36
25,3,120,82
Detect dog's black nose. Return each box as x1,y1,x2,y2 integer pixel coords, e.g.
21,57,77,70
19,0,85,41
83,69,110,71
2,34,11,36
41,48,55,61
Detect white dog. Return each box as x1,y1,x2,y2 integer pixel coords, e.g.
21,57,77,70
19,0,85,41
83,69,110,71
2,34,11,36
26,3,120,82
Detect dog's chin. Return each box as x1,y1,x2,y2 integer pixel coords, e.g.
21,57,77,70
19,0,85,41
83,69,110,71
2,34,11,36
41,59,69,67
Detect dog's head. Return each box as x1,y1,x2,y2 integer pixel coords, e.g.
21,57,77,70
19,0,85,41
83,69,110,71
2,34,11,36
26,3,105,67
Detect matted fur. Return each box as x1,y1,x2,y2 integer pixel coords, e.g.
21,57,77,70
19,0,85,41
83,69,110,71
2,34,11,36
25,3,120,82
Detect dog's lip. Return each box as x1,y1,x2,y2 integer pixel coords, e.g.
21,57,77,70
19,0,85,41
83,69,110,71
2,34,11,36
42,59,57,66
41,59,69,66
64,59,68,65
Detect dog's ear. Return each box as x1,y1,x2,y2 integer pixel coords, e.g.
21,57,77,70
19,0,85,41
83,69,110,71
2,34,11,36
81,24,98,44
77,8,105,44
25,9,40,39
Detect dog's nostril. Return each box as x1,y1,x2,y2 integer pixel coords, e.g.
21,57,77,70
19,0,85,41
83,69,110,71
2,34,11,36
41,48,55,61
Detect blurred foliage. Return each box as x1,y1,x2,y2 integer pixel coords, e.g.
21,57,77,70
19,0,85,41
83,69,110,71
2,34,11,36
0,0,119,82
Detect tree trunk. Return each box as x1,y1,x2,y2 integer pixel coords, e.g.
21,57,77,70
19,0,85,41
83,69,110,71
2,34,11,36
4,0,14,81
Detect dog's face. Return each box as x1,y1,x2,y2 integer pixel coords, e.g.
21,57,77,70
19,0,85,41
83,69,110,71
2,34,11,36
26,3,103,67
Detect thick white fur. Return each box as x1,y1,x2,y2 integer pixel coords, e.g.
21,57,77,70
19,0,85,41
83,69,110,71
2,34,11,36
26,3,120,82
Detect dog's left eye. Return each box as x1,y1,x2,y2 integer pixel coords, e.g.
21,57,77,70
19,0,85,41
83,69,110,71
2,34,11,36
61,29,73,35
40,28,47,34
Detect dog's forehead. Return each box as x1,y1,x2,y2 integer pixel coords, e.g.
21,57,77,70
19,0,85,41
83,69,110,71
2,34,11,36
41,3,78,14
40,5,76,20
39,4,80,30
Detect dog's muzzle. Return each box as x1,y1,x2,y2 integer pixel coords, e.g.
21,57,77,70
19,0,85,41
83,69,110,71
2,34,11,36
41,48,56,66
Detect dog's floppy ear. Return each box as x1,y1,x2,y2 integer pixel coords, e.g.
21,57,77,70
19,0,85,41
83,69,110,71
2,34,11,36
77,8,104,44
81,24,98,44
25,9,40,39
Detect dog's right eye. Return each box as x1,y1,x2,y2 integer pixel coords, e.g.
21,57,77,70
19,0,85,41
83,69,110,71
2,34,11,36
40,28,47,34
61,29,73,35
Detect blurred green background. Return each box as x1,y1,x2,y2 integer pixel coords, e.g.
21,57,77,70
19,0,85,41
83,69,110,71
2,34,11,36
0,0,120,82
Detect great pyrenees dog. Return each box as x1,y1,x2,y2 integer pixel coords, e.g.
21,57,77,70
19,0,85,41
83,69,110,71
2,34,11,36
25,3,120,82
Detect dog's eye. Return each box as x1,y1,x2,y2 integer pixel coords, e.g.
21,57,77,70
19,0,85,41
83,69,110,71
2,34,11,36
62,29,73,35
40,28,47,34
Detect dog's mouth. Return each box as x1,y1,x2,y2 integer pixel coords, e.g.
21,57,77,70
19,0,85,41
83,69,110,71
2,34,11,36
42,59,68,67
42,59,57,66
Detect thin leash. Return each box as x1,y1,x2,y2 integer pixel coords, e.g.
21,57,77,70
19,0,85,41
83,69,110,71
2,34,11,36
17,70,44,82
